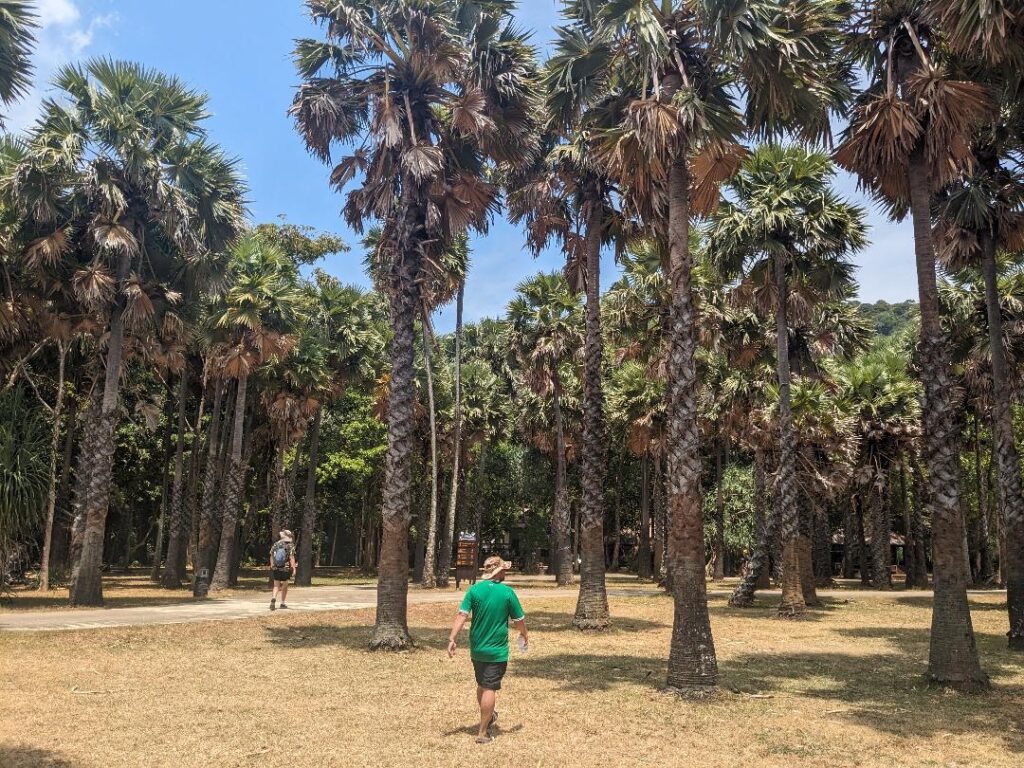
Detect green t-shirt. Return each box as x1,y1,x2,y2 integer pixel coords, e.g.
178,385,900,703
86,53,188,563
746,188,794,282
458,580,525,662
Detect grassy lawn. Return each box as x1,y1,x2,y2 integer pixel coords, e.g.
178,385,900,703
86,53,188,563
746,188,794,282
0,567,376,611
2,590,1022,767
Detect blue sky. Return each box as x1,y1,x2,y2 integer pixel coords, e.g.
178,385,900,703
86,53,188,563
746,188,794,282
24,0,918,331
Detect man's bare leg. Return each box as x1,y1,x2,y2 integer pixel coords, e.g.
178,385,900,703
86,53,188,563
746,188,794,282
477,687,496,740
279,581,289,605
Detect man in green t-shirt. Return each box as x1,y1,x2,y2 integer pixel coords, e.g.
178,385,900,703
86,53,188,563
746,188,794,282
447,555,528,744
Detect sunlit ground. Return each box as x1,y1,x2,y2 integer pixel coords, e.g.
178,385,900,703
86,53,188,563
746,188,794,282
1,587,1021,767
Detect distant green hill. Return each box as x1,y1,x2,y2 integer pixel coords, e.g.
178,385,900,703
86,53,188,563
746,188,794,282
856,300,918,338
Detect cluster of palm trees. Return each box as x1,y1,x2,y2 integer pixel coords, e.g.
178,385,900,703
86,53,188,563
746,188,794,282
287,0,1024,693
2,0,1024,700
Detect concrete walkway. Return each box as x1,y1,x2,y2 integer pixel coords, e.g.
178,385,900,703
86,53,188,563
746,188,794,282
0,583,662,633
0,578,1000,633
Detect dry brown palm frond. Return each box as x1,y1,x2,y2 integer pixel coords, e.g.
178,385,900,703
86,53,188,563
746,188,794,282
329,150,369,191
908,72,989,187
72,263,116,311
25,230,70,270
625,99,682,155
402,144,443,182
92,220,139,255
122,278,156,331
835,93,921,200
373,95,404,148
450,87,494,137
690,140,748,217
221,344,255,379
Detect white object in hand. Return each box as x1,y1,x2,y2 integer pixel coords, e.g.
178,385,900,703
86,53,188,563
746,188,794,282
517,635,528,653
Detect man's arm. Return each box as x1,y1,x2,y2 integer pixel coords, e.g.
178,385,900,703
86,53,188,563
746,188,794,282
513,617,528,646
448,611,469,658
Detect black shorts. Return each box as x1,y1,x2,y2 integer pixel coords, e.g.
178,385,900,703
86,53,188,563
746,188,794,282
473,660,508,691
271,569,291,582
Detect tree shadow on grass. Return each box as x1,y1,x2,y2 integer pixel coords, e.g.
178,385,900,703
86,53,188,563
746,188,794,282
263,623,451,651
524,610,666,633
882,594,1009,612
0,745,78,767
441,723,524,738
514,652,664,692
714,597,847,622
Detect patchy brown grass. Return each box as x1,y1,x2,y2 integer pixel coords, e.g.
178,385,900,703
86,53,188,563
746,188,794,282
1,567,375,611
1,591,1021,768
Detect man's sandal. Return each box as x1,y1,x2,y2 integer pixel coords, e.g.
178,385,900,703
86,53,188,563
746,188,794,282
475,736,494,744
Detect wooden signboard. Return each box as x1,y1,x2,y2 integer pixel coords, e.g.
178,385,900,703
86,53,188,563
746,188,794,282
455,532,478,589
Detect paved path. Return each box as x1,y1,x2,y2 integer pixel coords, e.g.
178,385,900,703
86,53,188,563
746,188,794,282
0,583,661,633
0,580,1002,633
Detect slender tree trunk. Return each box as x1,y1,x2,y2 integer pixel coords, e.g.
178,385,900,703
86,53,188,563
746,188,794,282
151,385,174,582
159,368,190,587
653,453,665,581
664,156,717,691
712,441,726,581
552,378,573,586
70,252,131,606
638,454,652,579
437,284,464,588
474,441,487,567
211,373,248,590
49,389,78,583
899,458,916,586
972,409,992,582
844,493,858,580
869,470,892,589
908,147,987,686
730,448,779,606
196,377,226,582
774,254,804,617
184,377,210,578
38,342,67,591
980,234,1024,646
813,502,833,588
371,174,424,649
420,309,440,588
296,407,322,586
574,199,610,629
798,489,820,605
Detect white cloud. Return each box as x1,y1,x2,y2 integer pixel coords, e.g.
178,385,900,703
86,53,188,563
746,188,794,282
6,2,117,134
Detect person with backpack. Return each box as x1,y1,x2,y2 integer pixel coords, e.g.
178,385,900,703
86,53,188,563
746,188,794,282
447,556,529,744
269,530,296,611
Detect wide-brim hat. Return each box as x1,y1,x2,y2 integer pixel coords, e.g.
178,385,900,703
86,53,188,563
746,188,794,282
481,556,511,579
279,529,294,543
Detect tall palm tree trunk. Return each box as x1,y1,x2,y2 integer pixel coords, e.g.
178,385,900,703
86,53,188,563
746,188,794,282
70,252,131,606
664,157,717,692
49,389,78,583
653,452,665,581
980,233,1024,647
38,341,67,591
798,489,820,605
420,309,440,588
775,254,804,617
437,283,464,588
150,393,173,582
159,368,190,587
638,454,652,579
869,472,892,589
211,373,248,590
552,376,573,586
909,452,929,588
371,182,424,649
296,407,322,586
574,202,610,629
730,448,779,606
908,148,987,686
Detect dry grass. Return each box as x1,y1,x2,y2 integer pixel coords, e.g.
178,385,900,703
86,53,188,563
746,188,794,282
1,567,375,611
1,591,1022,768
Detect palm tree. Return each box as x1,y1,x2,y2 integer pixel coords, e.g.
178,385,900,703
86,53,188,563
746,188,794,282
208,233,303,591
12,59,245,605
708,145,866,615
559,0,851,693
935,149,1024,648
292,0,537,647
836,1,990,686
506,272,583,586
835,346,921,589
0,0,35,123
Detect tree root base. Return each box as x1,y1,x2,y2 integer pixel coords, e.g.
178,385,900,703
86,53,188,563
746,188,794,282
924,672,990,693
369,634,415,652
572,617,610,631
663,684,718,700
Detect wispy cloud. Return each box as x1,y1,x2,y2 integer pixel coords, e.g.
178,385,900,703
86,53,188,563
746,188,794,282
7,0,117,133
